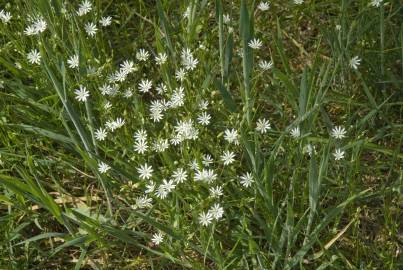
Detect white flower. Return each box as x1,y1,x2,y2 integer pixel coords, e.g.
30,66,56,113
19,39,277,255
77,0,92,16
183,6,191,19
137,163,153,180
370,0,382,7
134,129,147,142
202,154,214,167
224,128,239,145
221,151,235,166
155,184,168,199
120,60,135,75
172,168,187,183
134,195,152,209
98,162,110,174
257,2,270,11
290,127,301,139
136,49,149,61
156,83,167,95
349,56,361,70
181,48,198,70
294,0,304,4
248,38,263,49
95,128,108,141
198,211,213,226
155,52,168,65
145,181,155,194
134,140,148,154
0,10,12,23
138,79,152,93
67,54,79,69
123,88,133,98
209,186,223,198
258,60,273,71
208,203,224,220
240,172,254,188
99,16,112,26
84,22,97,37
199,100,209,110
74,85,89,102
174,119,198,142
175,68,187,81
105,118,125,131
331,126,347,139
197,112,211,126
256,118,271,134
303,144,315,156
99,84,112,95
27,49,41,65
194,169,217,183
151,232,164,245
169,87,186,108
333,148,345,161
161,179,176,192
152,139,169,152
336,25,341,31
223,14,230,24
25,17,47,35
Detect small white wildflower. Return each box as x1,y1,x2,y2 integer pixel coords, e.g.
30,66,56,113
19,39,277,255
202,154,214,167
123,88,133,98
258,60,273,71
335,24,341,31
224,128,239,145
333,148,345,161
223,14,230,24
95,128,108,141
208,203,224,220
138,79,152,93
84,22,98,37
120,60,135,75
349,56,361,70
151,232,164,245
156,83,167,95
248,38,263,49
136,48,149,61
74,85,89,102
0,10,12,23
77,0,92,16
331,126,347,139
294,0,304,4
240,172,254,188
256,118,271,134
155,184,168,199
27,49,41,65
175,68,187,82
172,168,187,184
370,0,383,7
145,181,155,194
221,150,235,166
134,129,147,142
99,16,112,26
134,140,148,154
290,127,301,139
199,100,209,110
137,163,153,180
152,139,169,152
197,112,211,126
303,144,315,157
209,186,223,198
257,2,270,11
98,162,110,174
134,195,152,209
155,52,168,65
162,179,176,193
194,169,217,183
67,54,79,69
198,211,213,226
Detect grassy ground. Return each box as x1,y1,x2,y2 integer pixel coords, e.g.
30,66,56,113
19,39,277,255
0,0,402,269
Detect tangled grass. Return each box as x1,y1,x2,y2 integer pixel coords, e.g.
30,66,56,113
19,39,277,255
0,0,402,269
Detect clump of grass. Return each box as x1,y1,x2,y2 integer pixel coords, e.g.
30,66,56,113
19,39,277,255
0,0,401,269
